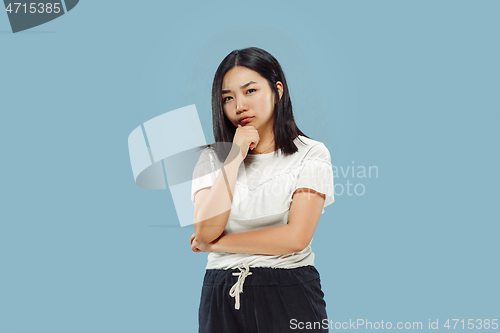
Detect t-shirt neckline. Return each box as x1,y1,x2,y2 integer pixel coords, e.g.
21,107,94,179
244,135,304,159
246,149,279,158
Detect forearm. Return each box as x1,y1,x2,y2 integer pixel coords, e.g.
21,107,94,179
194,147,243,243
211,224,302,256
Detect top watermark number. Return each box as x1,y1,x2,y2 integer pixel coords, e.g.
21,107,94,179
3,1,79,33
6,3,61,14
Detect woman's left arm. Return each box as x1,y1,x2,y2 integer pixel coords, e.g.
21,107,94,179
190,188,326,255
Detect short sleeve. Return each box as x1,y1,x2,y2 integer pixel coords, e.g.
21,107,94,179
292,143,335,214
191,148,217,204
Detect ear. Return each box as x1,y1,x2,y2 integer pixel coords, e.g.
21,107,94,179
276,81,284,103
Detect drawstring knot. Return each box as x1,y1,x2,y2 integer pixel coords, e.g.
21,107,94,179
229,262,252,310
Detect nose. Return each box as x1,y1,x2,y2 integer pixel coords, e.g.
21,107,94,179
236,96,248,114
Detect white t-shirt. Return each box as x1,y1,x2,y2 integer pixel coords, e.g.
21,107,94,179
191,135,335,270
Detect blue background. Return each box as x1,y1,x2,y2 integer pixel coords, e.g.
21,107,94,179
1,0,499,332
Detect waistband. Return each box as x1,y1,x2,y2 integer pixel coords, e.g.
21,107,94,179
203,263,320,310
203,263,320,287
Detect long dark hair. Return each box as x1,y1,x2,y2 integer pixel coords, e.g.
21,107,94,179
198,47,309,162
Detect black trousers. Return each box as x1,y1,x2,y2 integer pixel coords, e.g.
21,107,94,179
199,265,329,333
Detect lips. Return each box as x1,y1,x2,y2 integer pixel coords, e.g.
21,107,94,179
239,116,253,124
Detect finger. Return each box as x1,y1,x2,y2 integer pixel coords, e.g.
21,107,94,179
191,243,199,252
192,238,200,249
191,243,201,252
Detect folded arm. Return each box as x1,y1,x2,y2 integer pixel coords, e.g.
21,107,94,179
191,188,326,255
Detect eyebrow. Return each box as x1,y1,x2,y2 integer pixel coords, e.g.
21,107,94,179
221,81,257,94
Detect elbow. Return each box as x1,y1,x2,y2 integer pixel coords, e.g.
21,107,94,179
293,235,311,253
194,224,222,244
193,226,211,244
293,244,307,253
196,233,216,245
287,225,312,253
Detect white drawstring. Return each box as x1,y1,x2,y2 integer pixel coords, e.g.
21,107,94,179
229,262,252,310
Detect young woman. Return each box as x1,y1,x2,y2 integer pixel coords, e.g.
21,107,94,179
190,47,335,333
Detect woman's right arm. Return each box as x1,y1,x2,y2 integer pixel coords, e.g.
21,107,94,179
193,148,242,244
193,124,260,244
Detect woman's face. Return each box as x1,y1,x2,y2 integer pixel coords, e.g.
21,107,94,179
221,66,283,132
